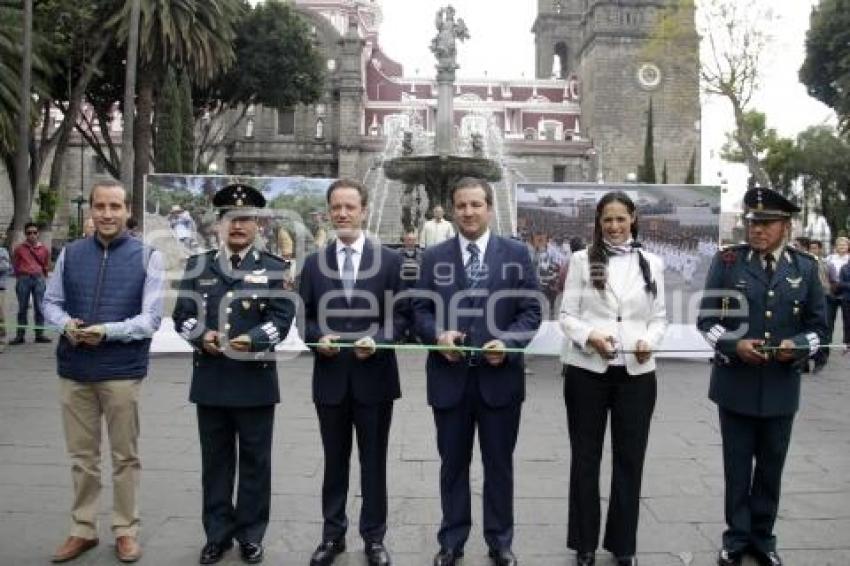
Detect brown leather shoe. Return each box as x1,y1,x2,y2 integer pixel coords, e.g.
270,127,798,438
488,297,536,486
51,536,99,562
115,535,142,563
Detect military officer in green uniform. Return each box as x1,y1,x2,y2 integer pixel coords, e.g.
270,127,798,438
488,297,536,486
697,187,827,566
173,183,296,565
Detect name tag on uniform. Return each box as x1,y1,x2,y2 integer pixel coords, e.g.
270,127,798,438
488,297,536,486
244,274,268,284
199,278,218,286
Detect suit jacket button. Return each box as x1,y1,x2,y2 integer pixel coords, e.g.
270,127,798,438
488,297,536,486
768,290,775,297
224,324,231,330
764,332,771,339
765,310,772,318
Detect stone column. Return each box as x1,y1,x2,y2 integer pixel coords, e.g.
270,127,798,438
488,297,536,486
435,66,455,157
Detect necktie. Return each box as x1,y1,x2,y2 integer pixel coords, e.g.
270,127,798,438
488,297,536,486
230,253,241,272
764,253,775,279
465,242,484,288
341,246,355,299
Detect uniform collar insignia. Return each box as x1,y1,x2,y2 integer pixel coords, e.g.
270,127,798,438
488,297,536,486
786,276,802,288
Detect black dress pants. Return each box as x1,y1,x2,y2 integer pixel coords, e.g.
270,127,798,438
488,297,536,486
564,365,656,556
718,407,794,554
197,404,275,545
315,394,393,543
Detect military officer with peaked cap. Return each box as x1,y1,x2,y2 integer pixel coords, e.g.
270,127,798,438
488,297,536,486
173,183,296,565
697,187,827,566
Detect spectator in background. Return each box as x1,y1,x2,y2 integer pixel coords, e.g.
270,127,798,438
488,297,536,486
10,222,51,345
420,205,455,248
0,237,10,352
399,230,423,289
808,239,831,372
83,217,96,238
126,217,142,239
168,204,197,249
825,236,850,351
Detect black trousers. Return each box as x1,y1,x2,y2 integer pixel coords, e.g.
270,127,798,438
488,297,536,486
433,370,522,553
197,404,275,545
563,365,656,556
718,407,794,554
315,394,393,543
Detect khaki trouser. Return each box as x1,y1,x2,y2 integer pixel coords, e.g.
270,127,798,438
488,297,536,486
59,378,142,538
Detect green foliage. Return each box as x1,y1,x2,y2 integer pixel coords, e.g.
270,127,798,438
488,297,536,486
800,0,850,133
795,126,850,237
685,149,696,184
178,69,194,173
199,0,323,110
35,184,58,227
154,67,182,173
721,111,799,195
638,99,657,183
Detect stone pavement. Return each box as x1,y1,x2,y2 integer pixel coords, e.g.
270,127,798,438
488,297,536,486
1,342,849,566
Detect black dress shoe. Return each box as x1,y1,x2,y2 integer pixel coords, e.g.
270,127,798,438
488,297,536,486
365,541,391,565
753,550,783,566
615,556,637,566
239,541,263,564
35,335,52,343
488,547,518,566
576,551,595,566
310,539,346,566
9,336,24,345
717,548,743,566
199,541,233,564
433,548,463,566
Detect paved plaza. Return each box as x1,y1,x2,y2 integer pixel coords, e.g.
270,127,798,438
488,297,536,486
1,342,849,565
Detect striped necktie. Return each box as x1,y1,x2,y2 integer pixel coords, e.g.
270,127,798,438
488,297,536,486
341,246,355,299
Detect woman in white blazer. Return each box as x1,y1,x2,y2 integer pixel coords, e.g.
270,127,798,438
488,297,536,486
559,191,667,566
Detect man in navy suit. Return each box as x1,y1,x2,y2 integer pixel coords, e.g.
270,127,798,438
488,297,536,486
299,179,407,566
414,177,542,566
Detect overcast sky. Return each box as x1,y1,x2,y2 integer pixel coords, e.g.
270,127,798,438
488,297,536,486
377,0,836,192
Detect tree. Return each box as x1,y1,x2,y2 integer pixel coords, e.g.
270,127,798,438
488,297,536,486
800,0,850,133
795,126,850,238
720,110,799,195
661,160,669,184
178,69,193,173
651,0,775,188
193,0,324,172
685,149,697,184
107,0,243,223
638,99,657,183
154,67,181,173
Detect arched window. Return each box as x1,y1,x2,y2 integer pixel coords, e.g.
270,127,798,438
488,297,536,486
315,118,325,139
553,42,569,79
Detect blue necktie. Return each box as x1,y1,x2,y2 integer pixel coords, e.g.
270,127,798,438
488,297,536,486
341,246,355,299
465,242,484,289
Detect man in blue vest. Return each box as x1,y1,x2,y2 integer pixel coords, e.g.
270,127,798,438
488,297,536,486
173,183,296,565
43,181,164,563
698,187,827,566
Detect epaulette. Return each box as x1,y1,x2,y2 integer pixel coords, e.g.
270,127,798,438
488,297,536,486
188,249,217,261
787,246,817,263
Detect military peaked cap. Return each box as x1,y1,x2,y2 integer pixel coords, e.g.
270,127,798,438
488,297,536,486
743,186,800,220
212,183,266,211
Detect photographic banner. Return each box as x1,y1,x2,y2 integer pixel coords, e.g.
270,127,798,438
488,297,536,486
517,182,721,358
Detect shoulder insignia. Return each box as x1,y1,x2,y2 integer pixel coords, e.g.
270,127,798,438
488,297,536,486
787,246,816,260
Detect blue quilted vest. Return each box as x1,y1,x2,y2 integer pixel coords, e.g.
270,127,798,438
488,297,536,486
57,233,152,381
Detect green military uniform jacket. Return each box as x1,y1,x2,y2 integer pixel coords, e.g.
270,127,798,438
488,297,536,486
697,244,828,417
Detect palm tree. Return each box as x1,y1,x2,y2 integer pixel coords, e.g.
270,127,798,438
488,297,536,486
108,0,242,223
0,2,24,157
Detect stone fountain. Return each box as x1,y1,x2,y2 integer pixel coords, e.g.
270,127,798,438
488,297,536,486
382,5,502,224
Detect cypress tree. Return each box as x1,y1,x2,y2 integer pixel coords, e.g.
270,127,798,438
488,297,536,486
685,148,697,184
661,160,668,184
179,70,195,173
639,99,657,183
154,68,182,173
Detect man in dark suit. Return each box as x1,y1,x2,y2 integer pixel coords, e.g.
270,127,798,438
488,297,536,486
413,177,542,566
299,179,407,566
173,184,296,565
698,187,827,566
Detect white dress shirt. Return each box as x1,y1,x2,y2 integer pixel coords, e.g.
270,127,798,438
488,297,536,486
335,231,366,281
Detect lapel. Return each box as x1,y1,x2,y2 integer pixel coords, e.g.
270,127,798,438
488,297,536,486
481,235,502,293
744,248,770,286
355,238,376,291
324,242,343,292
209,250,236,286
771,249,793,290
448,236,468,290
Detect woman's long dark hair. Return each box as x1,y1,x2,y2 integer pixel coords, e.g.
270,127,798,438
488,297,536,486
588,191,656,296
